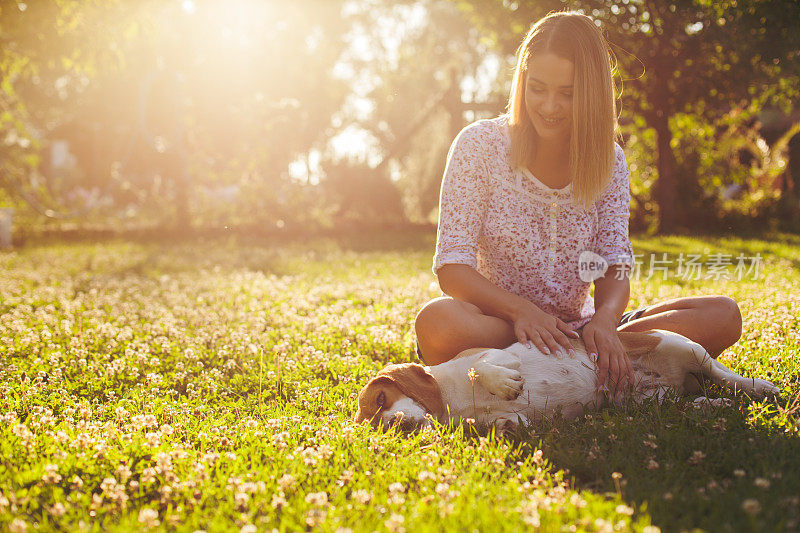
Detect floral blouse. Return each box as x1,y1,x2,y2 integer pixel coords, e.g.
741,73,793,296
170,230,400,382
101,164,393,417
432,115,634,330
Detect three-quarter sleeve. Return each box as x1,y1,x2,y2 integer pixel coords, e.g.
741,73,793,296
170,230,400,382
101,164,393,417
594,143,634,266
432,123,492,275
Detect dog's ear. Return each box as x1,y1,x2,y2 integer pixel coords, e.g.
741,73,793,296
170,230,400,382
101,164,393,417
376,363,444,418
618,331,661,359
355,375,394,423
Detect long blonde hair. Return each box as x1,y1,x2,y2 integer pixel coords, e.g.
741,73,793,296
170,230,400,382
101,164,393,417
507,11,618,210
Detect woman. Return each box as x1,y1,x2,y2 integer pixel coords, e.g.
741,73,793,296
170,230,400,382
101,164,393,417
414,11,742,391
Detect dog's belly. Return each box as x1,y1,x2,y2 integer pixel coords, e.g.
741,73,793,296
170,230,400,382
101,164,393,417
511,344,603,419
440,344,604,423
438,341,684,424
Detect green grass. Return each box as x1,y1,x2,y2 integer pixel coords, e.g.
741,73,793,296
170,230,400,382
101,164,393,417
1,231,799,532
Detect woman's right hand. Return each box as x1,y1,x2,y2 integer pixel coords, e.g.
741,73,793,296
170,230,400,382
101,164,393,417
511,300,580,356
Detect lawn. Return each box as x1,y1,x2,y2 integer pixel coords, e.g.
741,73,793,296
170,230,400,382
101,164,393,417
1,231,799,532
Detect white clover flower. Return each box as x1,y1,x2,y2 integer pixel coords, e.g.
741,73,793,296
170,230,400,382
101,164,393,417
234,492,250,510
687,451,706,465
278,474,295,491
156,452,173,471
616,504,634,516
305,491,329,507
271,493,287,509
42,464,62,484
351,489,372,504
141,467,157,484
754,477,771,489
272,431,289,449
418,471,435,482
742,499,761,515
384,513,405,533
9,518,27,533
138,508,160,529
48,502,66,517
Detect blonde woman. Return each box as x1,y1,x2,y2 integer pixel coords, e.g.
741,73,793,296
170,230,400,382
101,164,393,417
414,11,742,390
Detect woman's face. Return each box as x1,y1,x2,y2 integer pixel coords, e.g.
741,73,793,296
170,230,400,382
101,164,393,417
524,52,574,144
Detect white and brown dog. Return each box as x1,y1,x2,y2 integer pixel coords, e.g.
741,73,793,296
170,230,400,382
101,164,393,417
355,330,779,430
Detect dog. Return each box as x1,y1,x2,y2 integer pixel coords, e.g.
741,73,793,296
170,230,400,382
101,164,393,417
355,329,779,430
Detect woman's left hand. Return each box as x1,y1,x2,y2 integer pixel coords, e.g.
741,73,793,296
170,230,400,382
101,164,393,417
581,311,633,393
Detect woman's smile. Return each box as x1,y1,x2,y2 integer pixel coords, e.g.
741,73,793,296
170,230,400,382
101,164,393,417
538,112,566,126
524,52,574,141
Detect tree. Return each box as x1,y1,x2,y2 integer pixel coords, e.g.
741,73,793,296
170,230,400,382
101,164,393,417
334,0,505,222
0,0,121,217
1,0,353,229
450,0,800,232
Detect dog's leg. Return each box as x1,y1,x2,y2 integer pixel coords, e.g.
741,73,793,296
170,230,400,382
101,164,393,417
691,346,779,398
493,412,529,434
471,349,524,400
693,396,733,409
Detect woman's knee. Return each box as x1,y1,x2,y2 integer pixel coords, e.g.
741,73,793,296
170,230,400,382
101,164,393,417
415,297,479,337
709,296,742,343
414,297,482,355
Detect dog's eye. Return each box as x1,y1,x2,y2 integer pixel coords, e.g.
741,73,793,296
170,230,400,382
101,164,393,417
376,391,385,408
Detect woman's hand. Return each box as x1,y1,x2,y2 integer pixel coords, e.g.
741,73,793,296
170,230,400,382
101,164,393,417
510,300,580,356
581,311,633,392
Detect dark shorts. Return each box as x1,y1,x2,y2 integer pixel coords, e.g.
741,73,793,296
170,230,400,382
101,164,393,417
414,305,652,364
618,305,652,326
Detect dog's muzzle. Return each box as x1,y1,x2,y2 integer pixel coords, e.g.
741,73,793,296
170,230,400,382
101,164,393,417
387,411,425,432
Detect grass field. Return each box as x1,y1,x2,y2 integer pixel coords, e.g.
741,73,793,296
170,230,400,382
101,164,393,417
1,231,799,532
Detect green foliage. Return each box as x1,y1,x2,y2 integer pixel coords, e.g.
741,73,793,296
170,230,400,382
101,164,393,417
0,0,358,227
343,0,500,222
0,0,123,211
450,0,800,232
2,0,800,232
1,232,800,530
667,107,800,230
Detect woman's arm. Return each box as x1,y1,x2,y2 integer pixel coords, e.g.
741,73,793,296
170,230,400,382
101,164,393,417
585,144,635,391
593,264,630,324
582,264,633,390
437,263,578,355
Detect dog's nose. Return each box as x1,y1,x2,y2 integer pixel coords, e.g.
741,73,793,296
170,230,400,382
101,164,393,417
390,411,420,431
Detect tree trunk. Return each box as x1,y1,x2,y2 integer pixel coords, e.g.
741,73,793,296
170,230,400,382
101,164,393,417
651,110,678,234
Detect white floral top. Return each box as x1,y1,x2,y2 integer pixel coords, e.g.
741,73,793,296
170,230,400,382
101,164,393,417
433,115,634,330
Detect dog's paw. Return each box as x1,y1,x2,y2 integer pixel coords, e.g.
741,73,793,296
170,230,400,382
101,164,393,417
480,367,524,400
747,378,780,398
494,417,517,435
473,350,525,400
693,396,732,409
493,414,528,436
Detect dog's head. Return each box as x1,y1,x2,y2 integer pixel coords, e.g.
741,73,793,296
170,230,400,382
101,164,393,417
354,363,444,429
